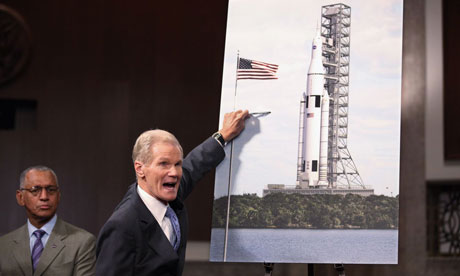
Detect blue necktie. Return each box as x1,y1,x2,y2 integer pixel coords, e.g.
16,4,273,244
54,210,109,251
165,206,181,251
31,230,46,271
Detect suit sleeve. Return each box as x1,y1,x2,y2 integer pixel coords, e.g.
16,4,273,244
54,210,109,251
74,234,96,276
95,220,136,276
179,137,225,200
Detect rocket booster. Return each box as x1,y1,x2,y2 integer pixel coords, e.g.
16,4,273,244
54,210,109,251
297,30,329,188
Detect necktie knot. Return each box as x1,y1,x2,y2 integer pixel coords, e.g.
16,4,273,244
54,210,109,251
33,230,46,239
165,206,181,251
165,206,175,220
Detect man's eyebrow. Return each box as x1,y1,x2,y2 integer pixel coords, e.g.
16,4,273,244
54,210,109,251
157,158,170,162
30,184,57,187
157,157,181,162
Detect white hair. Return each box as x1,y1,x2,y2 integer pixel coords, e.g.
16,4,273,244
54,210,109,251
132,129,183,165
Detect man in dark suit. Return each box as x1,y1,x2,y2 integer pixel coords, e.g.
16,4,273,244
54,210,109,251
96,110,249,276
0,166,96,276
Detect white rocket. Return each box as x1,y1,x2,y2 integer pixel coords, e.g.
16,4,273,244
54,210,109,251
297,29,330,188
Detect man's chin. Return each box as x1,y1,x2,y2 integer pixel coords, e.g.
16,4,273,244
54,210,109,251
159,192,178,203
32,213,54,223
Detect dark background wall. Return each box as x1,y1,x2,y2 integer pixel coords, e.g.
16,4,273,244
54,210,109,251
0,0,228,240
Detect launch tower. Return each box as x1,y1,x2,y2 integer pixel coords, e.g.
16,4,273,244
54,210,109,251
265,3,373,197
321,3,365,189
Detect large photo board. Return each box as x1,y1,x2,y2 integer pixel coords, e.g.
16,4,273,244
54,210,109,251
211,0,403,264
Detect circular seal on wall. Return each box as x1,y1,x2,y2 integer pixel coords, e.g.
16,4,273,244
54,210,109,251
0,4,32,86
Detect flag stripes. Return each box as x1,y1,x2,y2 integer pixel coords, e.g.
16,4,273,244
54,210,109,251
237,58,279,80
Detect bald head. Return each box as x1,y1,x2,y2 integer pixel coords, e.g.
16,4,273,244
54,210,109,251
19,165,58,189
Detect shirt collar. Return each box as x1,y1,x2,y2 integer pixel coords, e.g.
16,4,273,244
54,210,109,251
137,184,169,223
27,214,57,238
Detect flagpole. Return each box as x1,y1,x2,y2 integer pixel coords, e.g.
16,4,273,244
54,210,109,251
223,51,239,262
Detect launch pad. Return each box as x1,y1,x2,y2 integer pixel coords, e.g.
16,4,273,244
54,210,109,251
262,184,374,197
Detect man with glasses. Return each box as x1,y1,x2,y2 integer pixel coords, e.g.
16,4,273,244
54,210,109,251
0,166,96,276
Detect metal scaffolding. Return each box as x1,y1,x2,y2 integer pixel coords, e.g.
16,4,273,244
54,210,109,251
321,3,366,189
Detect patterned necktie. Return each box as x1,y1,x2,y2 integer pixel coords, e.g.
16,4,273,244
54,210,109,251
165,206,181,251
31,230,46,271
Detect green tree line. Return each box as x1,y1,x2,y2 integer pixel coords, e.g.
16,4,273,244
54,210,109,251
212,193,399,229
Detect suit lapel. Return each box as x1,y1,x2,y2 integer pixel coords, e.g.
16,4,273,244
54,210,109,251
142,217,177,260
11,224,33,276
133,185,178,262
33,219,66,276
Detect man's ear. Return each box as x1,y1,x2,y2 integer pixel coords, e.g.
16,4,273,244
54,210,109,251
16,190,25,206
134,161,145,179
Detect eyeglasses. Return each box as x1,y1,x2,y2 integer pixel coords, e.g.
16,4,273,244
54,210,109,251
20,186,60,196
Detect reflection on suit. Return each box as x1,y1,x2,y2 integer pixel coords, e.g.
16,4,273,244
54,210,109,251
96,137,225,276
0,218,96,276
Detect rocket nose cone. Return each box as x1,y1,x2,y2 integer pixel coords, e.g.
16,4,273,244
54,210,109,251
311,33,322,53
313,36,322,46
310,36,323,61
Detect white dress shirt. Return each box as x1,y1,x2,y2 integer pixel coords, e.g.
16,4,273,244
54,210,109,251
137,185,176,243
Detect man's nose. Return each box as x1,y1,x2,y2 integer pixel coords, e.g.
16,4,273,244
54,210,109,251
168,166,180,177
39,188,49,200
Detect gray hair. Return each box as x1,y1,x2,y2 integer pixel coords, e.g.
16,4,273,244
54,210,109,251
132,129,183,165
19,165,59,188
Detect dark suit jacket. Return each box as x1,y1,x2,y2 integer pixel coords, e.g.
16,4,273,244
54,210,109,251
0,218,96,276
96,137,225,276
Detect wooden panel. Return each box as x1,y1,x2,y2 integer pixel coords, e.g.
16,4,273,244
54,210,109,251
443,0,460,160
0,0,228,240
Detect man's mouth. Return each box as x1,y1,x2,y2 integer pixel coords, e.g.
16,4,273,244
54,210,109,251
163,182,177,189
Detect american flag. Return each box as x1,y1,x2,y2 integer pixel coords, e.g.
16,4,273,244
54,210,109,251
237,58,279,80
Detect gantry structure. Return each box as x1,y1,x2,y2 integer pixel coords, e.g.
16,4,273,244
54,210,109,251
321,3,366,189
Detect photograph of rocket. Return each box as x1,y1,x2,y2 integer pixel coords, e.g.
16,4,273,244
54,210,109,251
210,0,402,264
